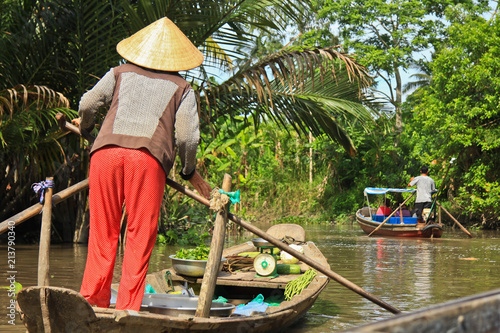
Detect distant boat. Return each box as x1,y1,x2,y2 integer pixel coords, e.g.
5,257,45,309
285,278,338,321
356,187,443,238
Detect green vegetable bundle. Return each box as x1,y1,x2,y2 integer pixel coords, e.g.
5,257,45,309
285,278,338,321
175,244,210,260
284,268,317,301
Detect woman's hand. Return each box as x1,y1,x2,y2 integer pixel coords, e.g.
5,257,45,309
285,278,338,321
71,117,81,126
188,171,211,199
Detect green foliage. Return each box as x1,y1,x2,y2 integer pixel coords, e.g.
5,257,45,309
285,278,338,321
407,14,500,227
157,188,212,246
175,244,211,260
272,216,326,225
2,0,500,244
0,85,78,222
313,0,490,132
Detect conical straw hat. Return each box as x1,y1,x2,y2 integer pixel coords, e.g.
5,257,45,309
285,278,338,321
117,17,203,71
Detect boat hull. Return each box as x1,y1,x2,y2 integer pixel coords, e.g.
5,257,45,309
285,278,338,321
356,208,443,238
17,239,329,333
344,288,500,333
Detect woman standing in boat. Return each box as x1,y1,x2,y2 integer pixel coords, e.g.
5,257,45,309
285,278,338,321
76,17,211,311
408,166,436,224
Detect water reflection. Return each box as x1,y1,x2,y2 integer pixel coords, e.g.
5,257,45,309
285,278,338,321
361,238,436,309
1,224,499,332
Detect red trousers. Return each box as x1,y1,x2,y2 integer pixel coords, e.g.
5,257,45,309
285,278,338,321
80,146,165,310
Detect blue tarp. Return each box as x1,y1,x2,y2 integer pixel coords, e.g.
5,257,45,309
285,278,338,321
372,215,418,224
232,294,269,316
364,187,416,195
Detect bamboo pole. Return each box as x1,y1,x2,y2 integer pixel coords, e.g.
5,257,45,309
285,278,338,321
38,177,54,286
0,179,89,235
195,174,232,317
40,288,52,332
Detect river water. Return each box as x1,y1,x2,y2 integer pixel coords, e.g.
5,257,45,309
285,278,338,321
1,223,499,332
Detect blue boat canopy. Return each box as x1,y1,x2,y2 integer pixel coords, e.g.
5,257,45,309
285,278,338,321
364,187,416,195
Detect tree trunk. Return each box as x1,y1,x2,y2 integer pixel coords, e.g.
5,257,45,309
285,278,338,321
394,64,403,133
309,131,313,183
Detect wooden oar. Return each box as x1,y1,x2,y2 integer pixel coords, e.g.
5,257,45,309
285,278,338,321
424,157,456,224
436,201,473,238
57,115,401,314
368,192,415,237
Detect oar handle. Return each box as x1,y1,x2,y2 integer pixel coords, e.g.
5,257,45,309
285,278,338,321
56,113,96,143
424,158,455,224
227,213,401,314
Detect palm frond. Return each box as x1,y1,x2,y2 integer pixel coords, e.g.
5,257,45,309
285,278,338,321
197,46,374,155
0,85,75,149
207,46,371,105
402,73,432,94
120,0,310,81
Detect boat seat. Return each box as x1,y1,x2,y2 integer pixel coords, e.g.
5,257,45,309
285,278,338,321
403,217,418,224
267,224,306,242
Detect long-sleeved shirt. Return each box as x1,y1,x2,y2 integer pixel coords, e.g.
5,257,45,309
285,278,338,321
409,175,436,203
78,63,199,177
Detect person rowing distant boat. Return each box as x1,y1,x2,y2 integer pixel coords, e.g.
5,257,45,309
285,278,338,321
408,166,436,224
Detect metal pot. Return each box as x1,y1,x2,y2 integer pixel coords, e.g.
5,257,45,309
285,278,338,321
252,237,272,248
169,255,227,277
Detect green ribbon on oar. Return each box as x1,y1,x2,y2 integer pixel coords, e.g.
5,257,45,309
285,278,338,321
218,189,240,204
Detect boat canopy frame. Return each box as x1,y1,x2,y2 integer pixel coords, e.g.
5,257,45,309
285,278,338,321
363,188,416,219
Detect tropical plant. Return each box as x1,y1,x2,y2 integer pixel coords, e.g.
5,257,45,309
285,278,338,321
407,13,500,227
0,85,77,228
0,0,125,106
2,0,375,155
199,46,374,156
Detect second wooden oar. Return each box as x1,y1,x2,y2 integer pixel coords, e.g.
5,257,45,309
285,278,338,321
195,174,231,317
436,201,473,238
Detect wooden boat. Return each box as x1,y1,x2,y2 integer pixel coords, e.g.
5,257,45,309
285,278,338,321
343,288,500,333
356,188,443,238
16,224,330,333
